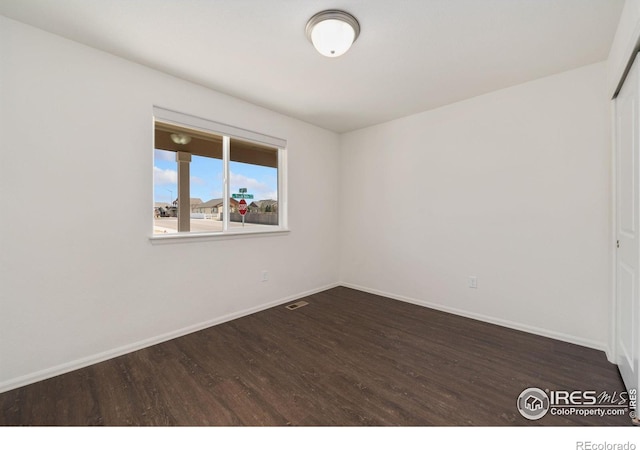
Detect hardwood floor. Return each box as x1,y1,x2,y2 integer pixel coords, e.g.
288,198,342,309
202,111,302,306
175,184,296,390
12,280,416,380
0,287,632,426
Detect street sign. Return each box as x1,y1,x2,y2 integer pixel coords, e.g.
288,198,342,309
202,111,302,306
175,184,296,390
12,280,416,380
239,188,247,193
238,199,248,216
232,193,254,199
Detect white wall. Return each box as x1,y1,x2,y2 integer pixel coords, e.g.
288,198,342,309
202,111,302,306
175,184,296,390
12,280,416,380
339,62,612,350
0,17,340,392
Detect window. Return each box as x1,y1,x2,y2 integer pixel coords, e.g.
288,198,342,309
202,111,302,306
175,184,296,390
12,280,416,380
152,107,286,237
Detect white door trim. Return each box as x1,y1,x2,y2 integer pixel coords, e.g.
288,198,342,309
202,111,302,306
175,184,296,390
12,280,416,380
610,96,618,364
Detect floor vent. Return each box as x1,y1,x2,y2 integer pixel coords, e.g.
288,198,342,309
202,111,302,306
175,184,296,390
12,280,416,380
285,300,309,310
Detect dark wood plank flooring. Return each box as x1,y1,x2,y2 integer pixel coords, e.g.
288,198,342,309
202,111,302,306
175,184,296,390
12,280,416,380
0,287,631,426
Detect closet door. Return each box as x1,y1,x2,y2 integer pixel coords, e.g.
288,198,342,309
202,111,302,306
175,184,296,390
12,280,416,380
615,53,640,405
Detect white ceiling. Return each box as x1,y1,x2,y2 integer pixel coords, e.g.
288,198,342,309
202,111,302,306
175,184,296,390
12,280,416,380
0,0,625,133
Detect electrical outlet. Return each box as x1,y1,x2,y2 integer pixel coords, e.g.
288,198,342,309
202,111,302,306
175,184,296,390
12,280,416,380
468,276,477,289
262,271,269,282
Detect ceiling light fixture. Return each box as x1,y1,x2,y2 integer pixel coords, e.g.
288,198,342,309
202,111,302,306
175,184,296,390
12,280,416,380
305,10,360,58
170,133,191,145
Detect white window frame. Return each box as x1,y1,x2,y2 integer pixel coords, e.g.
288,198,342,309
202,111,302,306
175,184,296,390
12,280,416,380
150,106,288,242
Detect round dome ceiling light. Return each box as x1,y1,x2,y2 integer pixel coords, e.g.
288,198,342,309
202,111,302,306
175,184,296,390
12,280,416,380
305,10,360,58
170,133,191,145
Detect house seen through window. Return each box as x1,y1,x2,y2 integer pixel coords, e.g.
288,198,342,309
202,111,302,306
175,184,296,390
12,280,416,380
153,114,283,235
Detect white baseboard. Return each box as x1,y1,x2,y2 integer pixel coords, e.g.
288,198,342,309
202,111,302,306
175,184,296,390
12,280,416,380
0,282,340,394
340,282,608,353
605,346,616,364
1,281,609,394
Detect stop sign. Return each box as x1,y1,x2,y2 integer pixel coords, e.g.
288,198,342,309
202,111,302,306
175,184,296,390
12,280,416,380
238,199,248,216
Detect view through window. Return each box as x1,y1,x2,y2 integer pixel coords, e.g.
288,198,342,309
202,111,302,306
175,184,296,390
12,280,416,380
153,117,282,235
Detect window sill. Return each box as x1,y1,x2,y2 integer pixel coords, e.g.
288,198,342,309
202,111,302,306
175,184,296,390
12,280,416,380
149,228,290,244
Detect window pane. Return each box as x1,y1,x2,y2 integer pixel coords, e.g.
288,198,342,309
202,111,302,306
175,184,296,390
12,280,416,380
154,121,225,234
230,138,279,229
